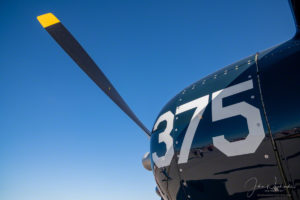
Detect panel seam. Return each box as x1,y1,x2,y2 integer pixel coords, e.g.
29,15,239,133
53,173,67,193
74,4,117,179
254,53,293,200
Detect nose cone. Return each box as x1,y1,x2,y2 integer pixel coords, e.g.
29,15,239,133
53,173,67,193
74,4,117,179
142,152,151,171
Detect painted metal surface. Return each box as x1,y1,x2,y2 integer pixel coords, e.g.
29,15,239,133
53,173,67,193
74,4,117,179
258,38,300,199
150,36,300,199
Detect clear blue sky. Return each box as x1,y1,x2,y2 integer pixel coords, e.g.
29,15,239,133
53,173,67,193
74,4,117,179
0,0,295,200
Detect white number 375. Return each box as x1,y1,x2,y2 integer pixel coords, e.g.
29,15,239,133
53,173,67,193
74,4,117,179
152,79,265,168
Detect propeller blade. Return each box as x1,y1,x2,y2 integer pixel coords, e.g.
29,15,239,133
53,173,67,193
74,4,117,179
37,13,151,137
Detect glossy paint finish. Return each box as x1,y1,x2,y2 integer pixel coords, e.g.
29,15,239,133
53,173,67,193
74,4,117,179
150,35,300,200
149,1,300,199
258,38,300,199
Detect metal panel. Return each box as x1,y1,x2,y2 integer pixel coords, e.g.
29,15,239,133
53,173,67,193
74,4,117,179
258,38,300,199
150,54,290,199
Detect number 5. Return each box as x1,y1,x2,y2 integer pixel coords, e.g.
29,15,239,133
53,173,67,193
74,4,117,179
212,80,265,156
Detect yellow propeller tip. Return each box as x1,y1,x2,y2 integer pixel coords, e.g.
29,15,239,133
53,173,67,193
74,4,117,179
37,13,60,28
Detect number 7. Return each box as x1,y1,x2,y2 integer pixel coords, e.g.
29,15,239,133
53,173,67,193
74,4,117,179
175,95,209,164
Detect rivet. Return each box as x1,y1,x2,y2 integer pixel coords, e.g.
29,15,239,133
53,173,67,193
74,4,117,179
248,75,252,79
175,128,178,132
264,154,269,159
179,168,183,172
235,65,239,70
251,95,255,99
179,98,182,102
187,195,191,198
175,141,178,144
176,116,179,120
183,181,187,187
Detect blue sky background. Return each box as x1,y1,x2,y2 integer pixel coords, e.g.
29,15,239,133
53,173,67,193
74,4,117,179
0,0,295,200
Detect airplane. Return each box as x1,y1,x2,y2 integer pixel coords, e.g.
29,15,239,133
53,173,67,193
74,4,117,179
37,0,300,199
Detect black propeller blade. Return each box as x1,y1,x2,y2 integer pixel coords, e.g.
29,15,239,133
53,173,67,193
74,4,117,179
37,13,151,137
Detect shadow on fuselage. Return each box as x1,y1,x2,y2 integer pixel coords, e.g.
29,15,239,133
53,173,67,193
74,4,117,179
176,179,287,200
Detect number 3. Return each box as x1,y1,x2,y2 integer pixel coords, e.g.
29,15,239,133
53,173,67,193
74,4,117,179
152,111,175,168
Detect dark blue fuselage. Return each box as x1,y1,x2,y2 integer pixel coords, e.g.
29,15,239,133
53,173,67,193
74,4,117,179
150,37,300,200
